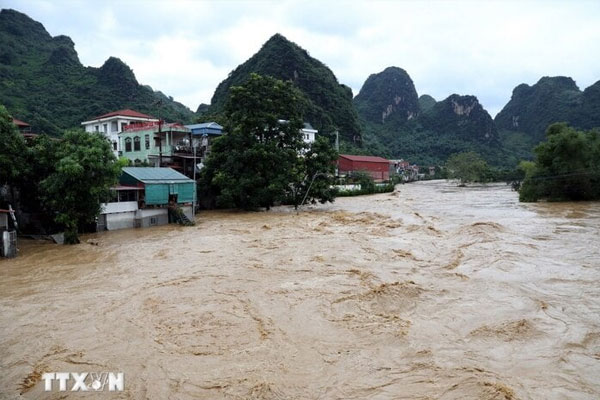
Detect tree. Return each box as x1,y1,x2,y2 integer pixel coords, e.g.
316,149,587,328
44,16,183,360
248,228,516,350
445,151,490,184
519,123,600,202
287,135,338,209
39,129,121,243
199,73,337,210
0,105,28,191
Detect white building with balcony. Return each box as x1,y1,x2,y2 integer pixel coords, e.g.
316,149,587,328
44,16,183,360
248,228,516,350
81,109,158,156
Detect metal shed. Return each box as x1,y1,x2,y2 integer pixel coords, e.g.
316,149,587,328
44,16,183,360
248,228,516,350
120,167,196,205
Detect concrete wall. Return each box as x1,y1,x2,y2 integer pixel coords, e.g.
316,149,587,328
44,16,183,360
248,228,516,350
106,211,136,231
101,201,138,214
135,209,169,228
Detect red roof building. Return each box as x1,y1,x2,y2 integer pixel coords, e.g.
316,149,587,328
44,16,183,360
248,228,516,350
12,118,30,129
90,109,156,120
338,154,390,182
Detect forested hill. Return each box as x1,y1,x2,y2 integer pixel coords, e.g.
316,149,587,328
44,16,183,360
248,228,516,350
495,76,600,141
353,66,419,125
355,67,505,166
209,34,361,143
0,9,195,136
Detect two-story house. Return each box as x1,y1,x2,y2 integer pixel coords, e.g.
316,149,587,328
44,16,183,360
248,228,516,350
81,109,158,156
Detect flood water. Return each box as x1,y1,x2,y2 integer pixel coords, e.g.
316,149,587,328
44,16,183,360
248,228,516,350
1,180,599,399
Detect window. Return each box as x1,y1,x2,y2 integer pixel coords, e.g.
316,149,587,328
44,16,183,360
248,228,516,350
95,125,99,132
111,121,118,132
120,122,126,132
134,136,141,151
103,124,108,133
150,217,158,226
118,190,137,202
112,141,117,151
125,137,132,152
145,134,150,149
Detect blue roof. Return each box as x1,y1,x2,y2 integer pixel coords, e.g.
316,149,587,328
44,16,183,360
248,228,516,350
185,122,223,136
121,167,193,183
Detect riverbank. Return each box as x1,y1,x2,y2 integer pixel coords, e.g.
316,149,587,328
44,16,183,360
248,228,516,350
1,181,599,398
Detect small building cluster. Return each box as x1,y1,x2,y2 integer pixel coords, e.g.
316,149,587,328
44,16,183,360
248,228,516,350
3,108,434,252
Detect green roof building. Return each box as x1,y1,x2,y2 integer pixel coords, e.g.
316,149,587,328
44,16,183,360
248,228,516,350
120,167,196,206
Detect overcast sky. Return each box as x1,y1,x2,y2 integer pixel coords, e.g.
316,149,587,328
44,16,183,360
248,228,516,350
4,0,600,116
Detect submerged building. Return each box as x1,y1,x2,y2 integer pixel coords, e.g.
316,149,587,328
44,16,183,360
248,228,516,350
98,167,195,231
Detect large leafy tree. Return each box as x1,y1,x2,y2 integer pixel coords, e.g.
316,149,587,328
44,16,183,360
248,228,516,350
0,105,28,191
200,73,337,210
519,123,600,202
37,130,122,243
446,151,491,184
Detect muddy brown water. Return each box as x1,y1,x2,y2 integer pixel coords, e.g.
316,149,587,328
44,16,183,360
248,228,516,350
1,181,599,399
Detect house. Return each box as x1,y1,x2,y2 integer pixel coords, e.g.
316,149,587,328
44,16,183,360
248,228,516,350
389,159,419,182
81,109,158,156
118,121,192,172
276,120,317,145
183,122,224,165
98,167,195,231
12,118,38,140
338,154,390,182
301,123,317,144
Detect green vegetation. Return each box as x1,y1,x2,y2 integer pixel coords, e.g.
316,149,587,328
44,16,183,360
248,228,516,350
354,67,419,125
495,77,600,160
445,151,491,184
336,171,395,197
353,67,506,167
1,105,122,243
208,34,361,144
418,94,437,112
0,9,195,136
519,123,600,202
199,74,338,210
0,105,27,187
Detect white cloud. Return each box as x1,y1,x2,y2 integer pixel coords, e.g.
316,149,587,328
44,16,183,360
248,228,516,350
2,0,600,116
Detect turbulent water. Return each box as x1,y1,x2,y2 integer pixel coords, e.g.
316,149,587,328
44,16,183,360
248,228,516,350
1,180,599,399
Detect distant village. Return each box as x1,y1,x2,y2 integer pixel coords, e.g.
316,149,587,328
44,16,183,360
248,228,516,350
2,109,426,257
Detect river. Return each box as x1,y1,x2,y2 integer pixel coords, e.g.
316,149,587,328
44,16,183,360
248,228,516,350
1,180,599,399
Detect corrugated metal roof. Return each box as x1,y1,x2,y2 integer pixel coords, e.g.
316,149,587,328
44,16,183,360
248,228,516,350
185,122,223,130
122,167,193,183
12,118,30,127
339,154,390,163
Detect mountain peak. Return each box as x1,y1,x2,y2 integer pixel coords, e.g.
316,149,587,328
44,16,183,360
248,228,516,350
354,66,419,124
495,76,582,139
0,9,50,40
209,34,361,142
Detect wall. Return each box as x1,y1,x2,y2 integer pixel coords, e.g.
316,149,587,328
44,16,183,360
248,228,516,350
136,209,169,228
101,201,138,214
338,158,390,182
106,211,136,230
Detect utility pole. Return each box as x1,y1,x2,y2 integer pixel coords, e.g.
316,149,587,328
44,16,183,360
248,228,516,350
154,99,163,168
158,119,162,167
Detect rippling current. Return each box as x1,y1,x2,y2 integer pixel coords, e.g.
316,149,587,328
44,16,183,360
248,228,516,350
1,180,599,399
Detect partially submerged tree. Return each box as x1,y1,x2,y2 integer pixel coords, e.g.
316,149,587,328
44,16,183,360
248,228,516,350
39,129,122,243
446,151,490,184
0,105,28,191
519,123,600,202
199,73,337,210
